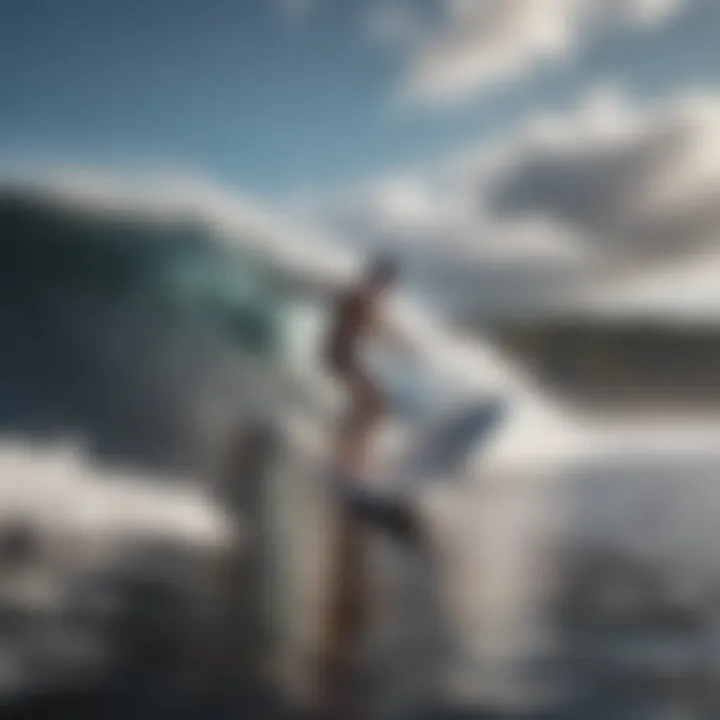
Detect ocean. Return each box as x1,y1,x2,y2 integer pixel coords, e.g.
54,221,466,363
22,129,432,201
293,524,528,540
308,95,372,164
3,181,720,719
0,185,300,474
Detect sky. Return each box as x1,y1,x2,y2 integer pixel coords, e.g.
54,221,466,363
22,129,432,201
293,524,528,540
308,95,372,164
0,0,716,196
2,0,720,315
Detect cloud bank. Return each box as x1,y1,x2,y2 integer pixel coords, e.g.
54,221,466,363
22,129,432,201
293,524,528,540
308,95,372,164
304,85,720,314
482,88,720,257
382,0,689,106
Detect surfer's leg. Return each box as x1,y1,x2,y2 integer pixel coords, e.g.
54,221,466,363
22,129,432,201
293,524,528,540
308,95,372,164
316,474,422,717
318,504,368,719
315,477,370,717
335,365,383,476
354,367,385,432
316,366,392,718
316,370,372,719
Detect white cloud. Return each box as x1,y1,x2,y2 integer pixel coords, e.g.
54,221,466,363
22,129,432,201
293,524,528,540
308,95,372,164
304,86,720,314
480,88,720,256
392,0,689,106
582,247,720,321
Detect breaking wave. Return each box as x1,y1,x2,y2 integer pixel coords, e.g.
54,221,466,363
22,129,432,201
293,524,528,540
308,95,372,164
0,182,302,475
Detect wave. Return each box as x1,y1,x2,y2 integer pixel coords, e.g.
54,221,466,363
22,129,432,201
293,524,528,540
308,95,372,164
0,182,295,475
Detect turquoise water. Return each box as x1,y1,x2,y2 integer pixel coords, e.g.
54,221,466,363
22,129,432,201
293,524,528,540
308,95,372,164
0,190,294,356
0,189,314,470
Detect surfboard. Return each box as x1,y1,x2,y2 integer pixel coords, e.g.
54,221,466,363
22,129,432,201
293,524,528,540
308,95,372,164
334,399,506,541
400,398,506,484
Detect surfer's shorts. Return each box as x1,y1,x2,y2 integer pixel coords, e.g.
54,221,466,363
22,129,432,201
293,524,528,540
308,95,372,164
331,470,420,545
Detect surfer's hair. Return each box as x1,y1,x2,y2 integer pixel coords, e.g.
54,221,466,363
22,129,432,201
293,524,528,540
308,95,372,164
367,254,399,287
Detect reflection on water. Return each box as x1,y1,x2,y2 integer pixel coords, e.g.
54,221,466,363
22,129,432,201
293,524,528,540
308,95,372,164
426,456,720,719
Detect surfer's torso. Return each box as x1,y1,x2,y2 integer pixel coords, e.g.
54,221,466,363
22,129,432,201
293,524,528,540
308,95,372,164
325,290,377,373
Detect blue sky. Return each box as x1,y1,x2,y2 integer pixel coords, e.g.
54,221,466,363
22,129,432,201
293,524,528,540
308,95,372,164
1,0,718,200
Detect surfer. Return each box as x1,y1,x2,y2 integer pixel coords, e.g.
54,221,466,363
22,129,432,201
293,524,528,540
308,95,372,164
314,255,505,717
317,255,420,718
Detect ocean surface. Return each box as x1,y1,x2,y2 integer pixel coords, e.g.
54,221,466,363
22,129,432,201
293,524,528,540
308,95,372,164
4,182,720,720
